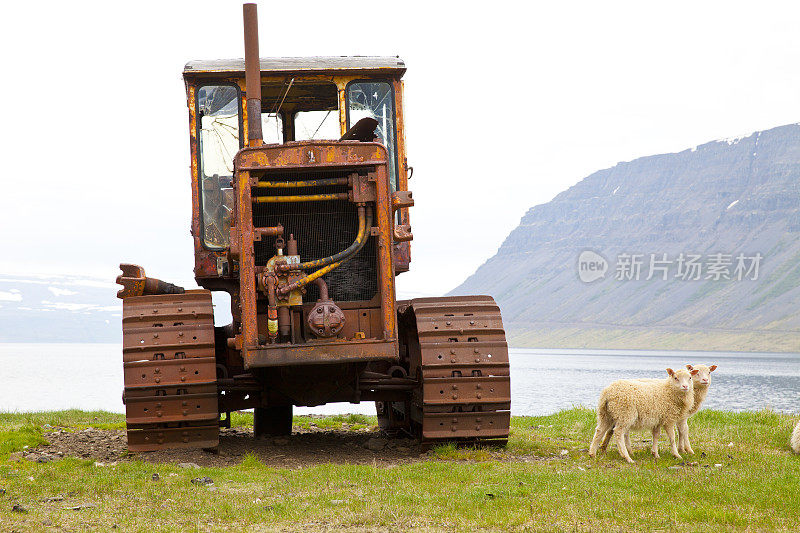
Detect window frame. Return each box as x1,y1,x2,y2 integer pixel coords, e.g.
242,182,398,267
195,81,244,251
344,78,400,191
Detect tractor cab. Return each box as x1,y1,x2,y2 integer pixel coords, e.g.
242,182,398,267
182,58,409,261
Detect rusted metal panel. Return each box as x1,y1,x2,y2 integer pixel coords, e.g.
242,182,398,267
126,425,219,452
121,292,219,452
184,57,406,77
246,339,397,367
403,296,511,442
420,411,510,440
123,357,217,389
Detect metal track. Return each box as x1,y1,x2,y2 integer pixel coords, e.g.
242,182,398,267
404,296,511,442
121,290,219,451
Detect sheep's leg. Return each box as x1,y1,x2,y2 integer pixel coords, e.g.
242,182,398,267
599,428,614,452
651,426,661,458
589,418,613,458
624,432,632,454
615,424,634,463
679,419,694,455
665,422,681,459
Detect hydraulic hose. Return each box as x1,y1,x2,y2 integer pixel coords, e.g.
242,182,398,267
279,206,372,272
277,207,373,295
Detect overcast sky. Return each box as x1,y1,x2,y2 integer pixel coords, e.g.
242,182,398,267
1,0,799,302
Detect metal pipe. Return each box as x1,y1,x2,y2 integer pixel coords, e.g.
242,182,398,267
313,278,329,301
279,207,371,272
254,225,283,240
243,3,262,147
265,275,278,343
252,193,349,203
254,178,349,188
278,261,340,296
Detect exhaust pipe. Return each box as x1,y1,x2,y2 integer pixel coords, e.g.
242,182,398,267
243,3,263,146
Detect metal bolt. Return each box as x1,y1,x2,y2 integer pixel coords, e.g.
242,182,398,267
474,348,480,353
153,333,159,338
155,377,160,383
469,321,475,325
156,412,162,417
452,394,458,399
180,376,186,382
446,321,451,326
476,393,482,399
177,307,183,312
178,332,184,337
450,349,456,355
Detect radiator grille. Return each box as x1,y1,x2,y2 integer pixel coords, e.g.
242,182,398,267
252,169,378,302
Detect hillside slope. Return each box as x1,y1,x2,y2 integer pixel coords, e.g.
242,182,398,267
450,123,800,352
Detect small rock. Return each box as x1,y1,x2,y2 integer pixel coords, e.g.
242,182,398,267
668,465,682,470
191,476,214,485
8,452,22,462
577,466,586,472
168,473,179,477
688,462,699,467
272,437,290,446
329,499,345,505
12,504,28,513
366,437,388,451
41,495,64,503
177,462,201,469
727,442,734,447
93,462,105,467
152,473,160,482
560,449,569,456
63,503,97,510
714,463,722,468
37,455,52,464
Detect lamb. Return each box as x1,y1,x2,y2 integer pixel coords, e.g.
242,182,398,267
589,368,696,463
792,420,800,454
600,363,717,455
677,364,716,454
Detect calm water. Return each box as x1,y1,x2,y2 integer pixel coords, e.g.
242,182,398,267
0,344,798,415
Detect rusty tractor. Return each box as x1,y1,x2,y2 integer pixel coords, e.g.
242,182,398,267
116,3,510,451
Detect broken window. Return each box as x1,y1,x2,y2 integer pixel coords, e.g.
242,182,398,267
347,81,397,191
198,85,240,249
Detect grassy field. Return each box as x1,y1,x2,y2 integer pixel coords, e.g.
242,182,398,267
1,409,799,532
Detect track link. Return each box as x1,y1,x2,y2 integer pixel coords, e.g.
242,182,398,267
403,296,510,442
121,290,219,451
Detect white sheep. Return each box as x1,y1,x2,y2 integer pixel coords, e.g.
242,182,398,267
677,364,716,454
792,420,800,454
600,363,717,455
589,368,697,463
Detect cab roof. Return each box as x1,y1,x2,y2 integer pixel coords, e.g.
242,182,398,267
183,56,406,77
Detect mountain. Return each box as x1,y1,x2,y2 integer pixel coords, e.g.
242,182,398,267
0,275,121,343
450,123,800,352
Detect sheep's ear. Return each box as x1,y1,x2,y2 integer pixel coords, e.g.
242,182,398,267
667,368,675,376
690,369,699,375
686,364,694,370
709,365,717,372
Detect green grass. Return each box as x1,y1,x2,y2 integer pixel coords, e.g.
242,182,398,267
1,409,799,531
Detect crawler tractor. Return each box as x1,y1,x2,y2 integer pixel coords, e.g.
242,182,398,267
116,4,510,451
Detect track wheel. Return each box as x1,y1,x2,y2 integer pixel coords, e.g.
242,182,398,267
402,296,511,443
121,290,219,451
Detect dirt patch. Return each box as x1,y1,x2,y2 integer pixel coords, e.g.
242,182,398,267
25,426,426,468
